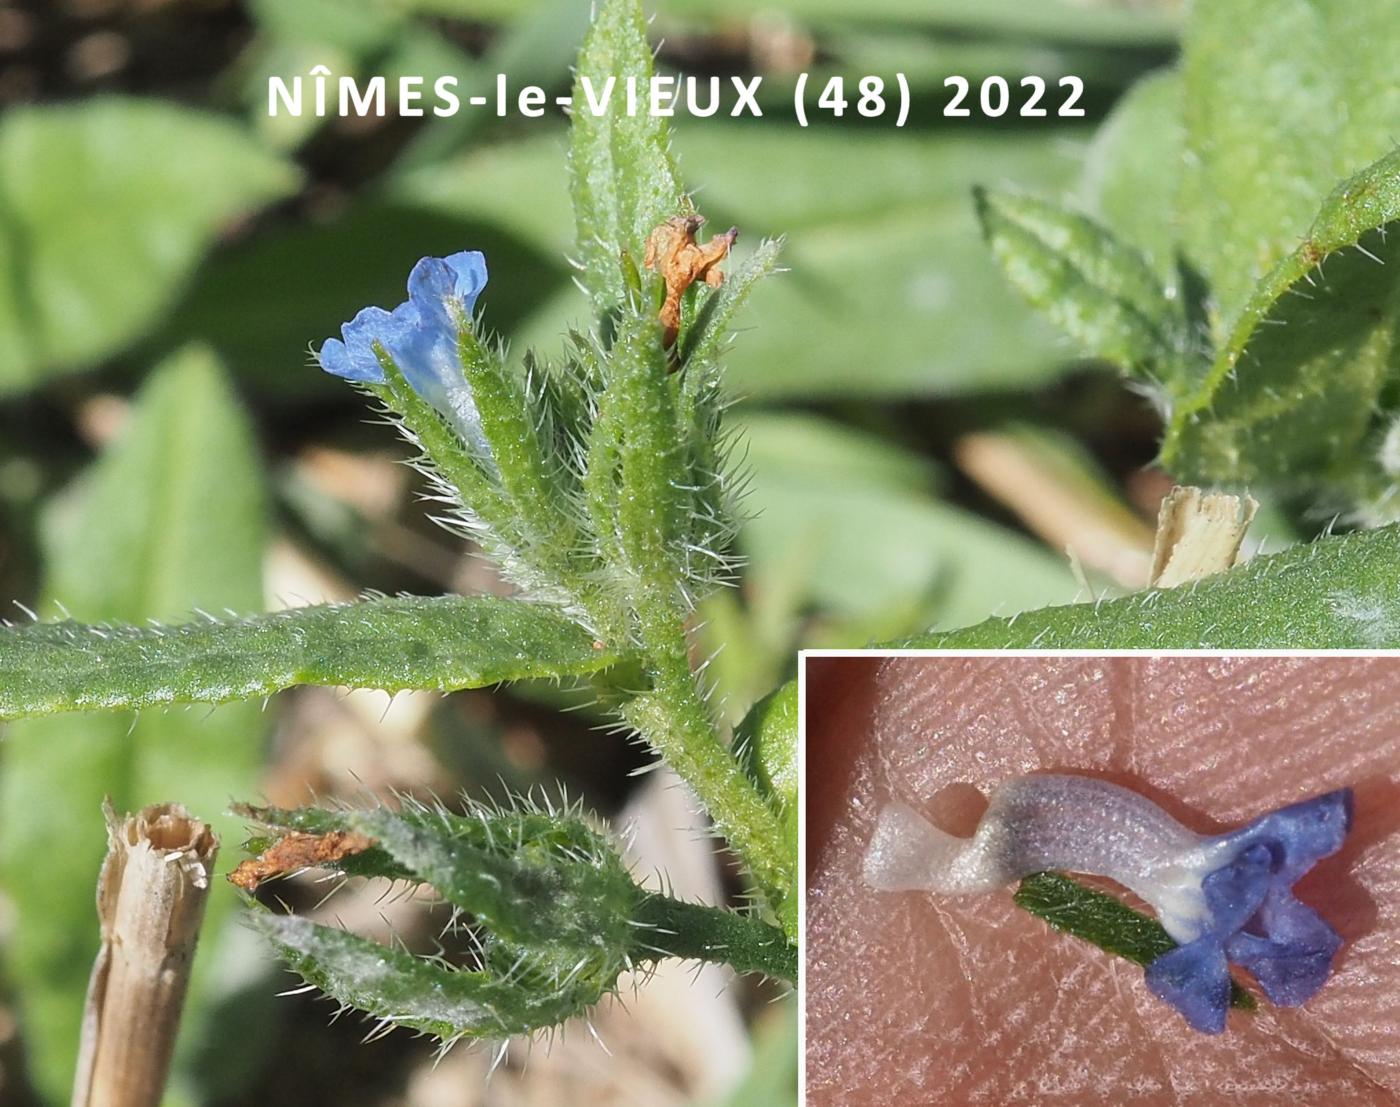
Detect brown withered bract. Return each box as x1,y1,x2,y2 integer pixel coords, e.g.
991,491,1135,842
228,829,376,891
644,214,738,347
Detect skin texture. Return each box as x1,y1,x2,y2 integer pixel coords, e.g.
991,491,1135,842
805,656,1400,1106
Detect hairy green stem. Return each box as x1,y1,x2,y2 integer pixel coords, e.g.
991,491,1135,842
626,617,796,932
634,893,797,982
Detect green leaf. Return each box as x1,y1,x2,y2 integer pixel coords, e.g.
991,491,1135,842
0,347,268,1101
451,328,580,573
680,236,783,369
241,797,794,1044
0,100,300,392
0,594,622,721
1014,873,1254,1011
251,914,584,1042
567,0,688,319
1179,0,1400,335
907,521,1400,649
251,896,794,1045
974,187,1183,385
734,682,799,937
605,309,688,615
736,682,797,810
243,799,642,986
1163,149,1400,486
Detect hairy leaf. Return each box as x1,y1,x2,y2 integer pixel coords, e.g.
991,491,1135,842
974,187,1183,385
1163,149,1400,487
734,682,799,937
605,309,688,615
1180,0,1400,336
453,328,579,568
252,915,580,1042
242,798,641,989
241,797,794,1043
567,0,688,319
679,237,783,368
0,594,621,721
906,522,1400,649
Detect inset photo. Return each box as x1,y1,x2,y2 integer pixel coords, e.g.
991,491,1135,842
803,654,1398,1106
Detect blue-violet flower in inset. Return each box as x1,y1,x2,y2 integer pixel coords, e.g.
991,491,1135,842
318,251,489,454
862,774,1353,1034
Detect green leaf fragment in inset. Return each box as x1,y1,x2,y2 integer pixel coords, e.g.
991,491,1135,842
1015,873,1255,1011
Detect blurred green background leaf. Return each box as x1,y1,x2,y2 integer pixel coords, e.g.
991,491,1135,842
0,102,299,393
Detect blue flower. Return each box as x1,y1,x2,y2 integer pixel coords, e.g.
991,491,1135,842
863,775,1354,1035
1144,788,1353,1033
318,251,489,453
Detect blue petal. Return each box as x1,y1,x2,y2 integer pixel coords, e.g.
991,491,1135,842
337,305,401,382
321,303,393,382
381,290,465,406
405,252,487,330
1145,939,1232,1034
1200,842,1273,937
1225,887,1344,1006
1146,790,1354,1031
445,250,488,308
317,337,367,381
1189,788,1354,1017
1143,846,1271,1033
1248,789,1353,880
405,256,460,331
389,258,490,452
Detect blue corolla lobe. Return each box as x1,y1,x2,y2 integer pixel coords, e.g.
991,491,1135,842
1144,787,1352,1032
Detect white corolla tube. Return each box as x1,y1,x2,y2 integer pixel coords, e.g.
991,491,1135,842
864,775,1227,941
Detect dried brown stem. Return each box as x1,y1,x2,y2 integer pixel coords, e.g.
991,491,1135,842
1149,485,1259,587
71,802,218,1107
